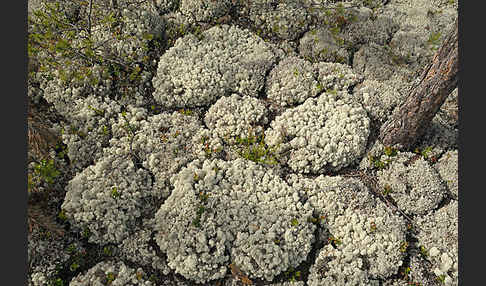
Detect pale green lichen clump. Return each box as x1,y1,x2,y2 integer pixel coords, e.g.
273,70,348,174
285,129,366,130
434,150,458,199
61,152,154,244
265,56,320,107
154,158,315,283
152,24,277,108
288,175,407,284
110,108,205,200
179,0,233,22
204,94,269,144
377,153,447,216
69,261,153,286
415,201,458,286
265,91,370,174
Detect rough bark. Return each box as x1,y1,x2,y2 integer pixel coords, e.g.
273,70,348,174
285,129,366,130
378,18,458,150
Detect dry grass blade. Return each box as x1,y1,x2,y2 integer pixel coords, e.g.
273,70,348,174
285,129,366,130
27,104,65,237
27,105,60,162
28,203,65,237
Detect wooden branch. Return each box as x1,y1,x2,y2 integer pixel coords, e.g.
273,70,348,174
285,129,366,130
378,18,458,150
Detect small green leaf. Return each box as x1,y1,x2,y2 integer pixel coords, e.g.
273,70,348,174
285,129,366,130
69,262,79,272
106,272,116,283
420,245,429,257
111,187,120,199
66,243,77,254
58,210,67,222
142,33,154,40
383,146,397,157
197,206,206,215
50,278,64,286
103,246,113,256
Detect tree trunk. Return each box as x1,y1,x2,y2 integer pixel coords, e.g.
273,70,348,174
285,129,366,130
378,18,458,150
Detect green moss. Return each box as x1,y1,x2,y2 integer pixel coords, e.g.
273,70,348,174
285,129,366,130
283,266,301,282
368,154,385,169
427,32,442,51
436,274,446,284
329,26,340,36
33,159,60,185
383,146,398,157
87,105,105,117
58,210,68,222
148,273,161,283
318,47,329,58
368,146,399,170
66,243,77,254
81,227,91,239
419,245,429,258
291,218,299,226
103,246,114,256
142,33,154,41
111,187,120,199
69,261,80,272
106,272,116,284
197,205,206,216
101,125,110,136
233,131,280,166
48,278,65,286
415,146,433,159
192,191,210,228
